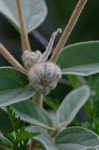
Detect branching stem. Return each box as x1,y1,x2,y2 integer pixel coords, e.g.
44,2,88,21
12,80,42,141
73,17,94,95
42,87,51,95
50,0,88,62
16,0,31,51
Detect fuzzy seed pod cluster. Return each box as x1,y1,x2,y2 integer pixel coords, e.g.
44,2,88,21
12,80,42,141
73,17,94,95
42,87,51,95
28,62,61,95
22,31,62,95
22,50,42,69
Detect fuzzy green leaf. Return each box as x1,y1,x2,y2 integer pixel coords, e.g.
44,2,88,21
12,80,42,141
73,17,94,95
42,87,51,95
56,144,87,150
0,87,34,107
0,108,12,133
0,67,28,91
57,41,99,76
55,127,99,150
0,67,34,107
0,0,47,33
11,100,53,129
56,86,90,126
27,126,58,150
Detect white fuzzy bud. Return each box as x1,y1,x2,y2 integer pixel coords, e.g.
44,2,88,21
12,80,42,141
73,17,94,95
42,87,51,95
28,62,62,95
22,50,42,69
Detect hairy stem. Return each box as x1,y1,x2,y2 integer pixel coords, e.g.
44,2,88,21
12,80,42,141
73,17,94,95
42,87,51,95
31,93,43,150
0,44,26,73
16,0,31,51
32,93,43,108
50,0,88,62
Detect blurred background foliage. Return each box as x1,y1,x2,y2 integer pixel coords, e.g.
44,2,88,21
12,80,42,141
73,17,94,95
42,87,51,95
0,0,99,134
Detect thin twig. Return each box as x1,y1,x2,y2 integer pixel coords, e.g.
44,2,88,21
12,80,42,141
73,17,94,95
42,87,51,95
0,44,26,73
16,0,31,51
50,0,88,62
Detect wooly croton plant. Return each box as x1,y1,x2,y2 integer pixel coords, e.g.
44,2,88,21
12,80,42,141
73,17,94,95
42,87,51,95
0,0,99,150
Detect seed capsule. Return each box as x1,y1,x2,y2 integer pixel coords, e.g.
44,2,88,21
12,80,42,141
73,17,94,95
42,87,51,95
22,50,42,69
28,62,62,95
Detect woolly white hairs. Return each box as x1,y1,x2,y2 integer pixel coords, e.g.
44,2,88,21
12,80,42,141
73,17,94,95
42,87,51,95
22,29,62,95
22,50,42,69
28,62,61,95
22,29,61,95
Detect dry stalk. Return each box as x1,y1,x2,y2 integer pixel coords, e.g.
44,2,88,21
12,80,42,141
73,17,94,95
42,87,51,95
16,0,31,51
50,0,88,62
0,44,26,73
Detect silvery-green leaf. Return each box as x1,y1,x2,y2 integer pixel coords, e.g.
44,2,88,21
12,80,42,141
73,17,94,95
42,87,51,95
57,41,99,76
56,86,90,126
55,127,99,150
0,87,34,107
0,0,47,32
56,144,88,150
11,100,53,129
0,108,12,133
95,145,99,150
62,63,99,76
0,67,33,107
26,126,58,150
0,67,28,91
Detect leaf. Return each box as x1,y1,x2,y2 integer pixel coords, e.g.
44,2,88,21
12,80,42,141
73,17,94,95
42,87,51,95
57,41,99,76
0,87,34,107
26,126,58,150
0,108,12,133
11,100,53,129
62,63,99,76
16,129,40,142
0,0,47,33
55,127,99,150
56,86,90,126
56,144,88,150
0,133,12,148
0,67,34,107
0,67,28,91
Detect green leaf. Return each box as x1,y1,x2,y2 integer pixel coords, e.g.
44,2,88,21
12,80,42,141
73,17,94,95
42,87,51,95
56,144,87,150
26,126,58,150
62,63,99,76
57,41,99,76
0,108,12,133
0,0,47,33
55,127,99,150
0,67,34,107
0,87,34,107
67,75,83,88
16,129,40,142
0,67,28,91
0,133,12,148
11,100,53,129
56,86,90,126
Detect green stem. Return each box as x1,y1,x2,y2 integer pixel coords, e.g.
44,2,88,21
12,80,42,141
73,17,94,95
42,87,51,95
31,94,43,150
